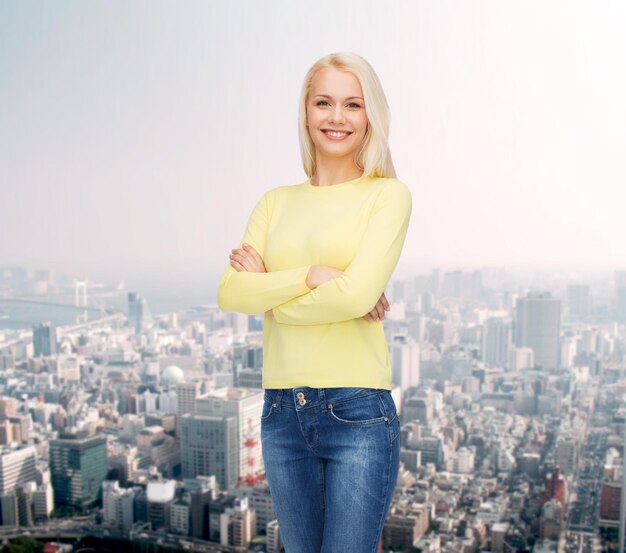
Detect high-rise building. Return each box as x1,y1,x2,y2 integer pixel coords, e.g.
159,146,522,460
146,480,176,531
231,482,276,535
50,355,81,383
403,392,433,425
195,387,264,483
0,493,18,525
600,473,621,521
181,414,238,490
49,431,107,510
391,336,420,390
176,381,205,437
509,347,534,371
515,292,561,370
481,318,511,369
539,500,562,539
566,284,591,320
170,499,190,535
32,481,54,521
266,519,284,553
560,336,576,369
136,426,179,475
189,487,212,540
383,500,430,551
33,322,57,357
0,445,37,495
127,291,151,334
615,271,626,323
219,496,257,548
555,436,578,476
17,482,34,526
451,447,475,474
0,396,18,419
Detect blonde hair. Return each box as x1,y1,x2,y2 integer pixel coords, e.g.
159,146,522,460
298,52,396,179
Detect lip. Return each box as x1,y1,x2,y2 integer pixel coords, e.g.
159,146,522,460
321,129,353,141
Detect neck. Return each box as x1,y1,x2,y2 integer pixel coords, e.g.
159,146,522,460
310,158,363,187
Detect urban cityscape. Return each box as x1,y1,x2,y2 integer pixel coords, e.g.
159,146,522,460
0,265,625,553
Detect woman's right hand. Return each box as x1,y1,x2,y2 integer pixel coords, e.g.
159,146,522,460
305,265,390,322
362,292,390,322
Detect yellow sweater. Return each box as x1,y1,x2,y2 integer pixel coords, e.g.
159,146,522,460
217,174,412,390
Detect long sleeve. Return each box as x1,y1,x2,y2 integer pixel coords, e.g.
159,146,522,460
272,179,412,325
217,191,312,315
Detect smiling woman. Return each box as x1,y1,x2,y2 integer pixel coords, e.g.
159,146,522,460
217,52,411,553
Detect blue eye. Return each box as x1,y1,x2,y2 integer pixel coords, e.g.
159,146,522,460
316,101,330,106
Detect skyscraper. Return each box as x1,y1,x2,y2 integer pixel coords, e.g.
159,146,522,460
515,292,561,370
180,414,238,490
566,284,591,321
615,271,626,324
49,431,107,510
391,336,420,390
33,322,57,357
482,318,512,369
195,388,264,483
127,292,144,334
0,445,37,495
176,380,205,437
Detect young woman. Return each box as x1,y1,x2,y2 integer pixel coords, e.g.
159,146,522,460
218,52,412,553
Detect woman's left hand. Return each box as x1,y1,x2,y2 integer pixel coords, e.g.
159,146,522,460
229,243,267,273
229,243,273,316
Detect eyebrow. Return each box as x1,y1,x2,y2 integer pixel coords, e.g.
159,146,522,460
313,94,364,101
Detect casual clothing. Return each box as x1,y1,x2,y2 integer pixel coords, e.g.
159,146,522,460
260,387,401,553
217,175,412,390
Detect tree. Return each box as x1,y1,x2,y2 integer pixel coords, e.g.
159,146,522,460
1,537,44,553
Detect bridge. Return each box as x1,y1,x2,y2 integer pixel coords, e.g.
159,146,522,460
0,297,120,314
0,524,249,552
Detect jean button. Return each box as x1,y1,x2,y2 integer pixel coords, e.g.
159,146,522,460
296,392,305,399
298,398,306,406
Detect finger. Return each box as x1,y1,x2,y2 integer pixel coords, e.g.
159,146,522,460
380,293,390,311
369,307,380,321
230,259,246,272
235,246,264,272
230,251,254,272
374,302,385,320
242,244,267,272
242,243,261,259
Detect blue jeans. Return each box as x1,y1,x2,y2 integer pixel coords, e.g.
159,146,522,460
260,386,401,553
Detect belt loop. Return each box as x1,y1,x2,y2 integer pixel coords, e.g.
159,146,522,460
276,389,284,410
320,388,327,411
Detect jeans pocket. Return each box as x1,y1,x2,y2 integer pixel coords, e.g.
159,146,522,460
389,411,401,443
261,394,276,422
379,392,400,443
327,393,388,426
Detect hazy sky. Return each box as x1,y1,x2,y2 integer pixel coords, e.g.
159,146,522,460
1,1,624,297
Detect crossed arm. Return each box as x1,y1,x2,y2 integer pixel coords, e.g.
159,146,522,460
228,243,390,322
217,180,411,324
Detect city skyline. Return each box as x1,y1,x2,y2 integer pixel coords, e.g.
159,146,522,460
1,1,625,289
1,258,625,550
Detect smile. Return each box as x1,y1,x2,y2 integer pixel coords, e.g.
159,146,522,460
322,129,353,140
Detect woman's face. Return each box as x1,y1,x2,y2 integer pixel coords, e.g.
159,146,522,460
306,67,368,169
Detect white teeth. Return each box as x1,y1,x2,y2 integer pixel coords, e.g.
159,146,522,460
325,130,350,138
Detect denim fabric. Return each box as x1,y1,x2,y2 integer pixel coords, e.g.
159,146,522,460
260,386,401,553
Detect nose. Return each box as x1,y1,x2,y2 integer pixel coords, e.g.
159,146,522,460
328,105,345,125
